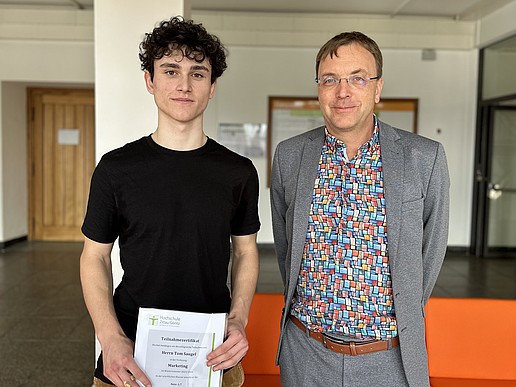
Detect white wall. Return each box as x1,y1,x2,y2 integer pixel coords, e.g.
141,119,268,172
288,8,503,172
0,5,514,246
477,0,516,47
382,49,478,247
194,11,476,50
1,83,28,241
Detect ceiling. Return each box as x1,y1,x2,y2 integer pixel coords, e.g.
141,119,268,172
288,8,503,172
0,0,514,21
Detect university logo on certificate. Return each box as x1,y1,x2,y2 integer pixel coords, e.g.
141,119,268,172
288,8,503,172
134,308,227,387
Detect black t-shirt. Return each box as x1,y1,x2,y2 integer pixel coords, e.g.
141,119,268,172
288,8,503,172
82,136,260,382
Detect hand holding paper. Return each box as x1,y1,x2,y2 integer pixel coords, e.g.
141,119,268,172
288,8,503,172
134,308,227,387
206,317,248,371
101,332,151,387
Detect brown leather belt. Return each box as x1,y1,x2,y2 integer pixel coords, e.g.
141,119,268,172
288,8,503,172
289,315,399,356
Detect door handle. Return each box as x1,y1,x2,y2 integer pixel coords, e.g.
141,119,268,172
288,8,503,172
487,183,502,200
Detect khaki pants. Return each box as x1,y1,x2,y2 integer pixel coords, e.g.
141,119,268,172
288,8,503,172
93,362,245,387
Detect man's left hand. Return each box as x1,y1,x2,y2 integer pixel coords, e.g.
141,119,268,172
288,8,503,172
206,318,248,371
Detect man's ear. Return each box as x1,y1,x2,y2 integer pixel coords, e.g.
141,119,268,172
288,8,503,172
209,80,217,99
144,70,154,94
374,78,384,104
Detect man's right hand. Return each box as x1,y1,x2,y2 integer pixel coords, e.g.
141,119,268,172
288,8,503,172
101,333,152,387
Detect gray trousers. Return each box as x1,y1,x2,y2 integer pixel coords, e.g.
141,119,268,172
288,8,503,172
279,320,409,387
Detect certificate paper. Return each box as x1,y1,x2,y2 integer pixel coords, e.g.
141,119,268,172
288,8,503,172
134,308,227,387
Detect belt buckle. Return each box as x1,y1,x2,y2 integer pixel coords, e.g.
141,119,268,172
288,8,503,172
322,333,348,345
322,334,361,356
322,334,382,356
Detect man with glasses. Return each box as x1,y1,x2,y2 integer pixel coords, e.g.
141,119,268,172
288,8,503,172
80,17,260,387
270,31,449,386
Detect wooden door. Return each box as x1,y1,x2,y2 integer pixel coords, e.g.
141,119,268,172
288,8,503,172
28,88,95,241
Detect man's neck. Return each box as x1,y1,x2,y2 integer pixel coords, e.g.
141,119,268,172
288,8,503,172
152,123,207,151
329,125,374,159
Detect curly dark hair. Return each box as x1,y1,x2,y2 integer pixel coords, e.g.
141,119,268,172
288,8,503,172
139,16,227,84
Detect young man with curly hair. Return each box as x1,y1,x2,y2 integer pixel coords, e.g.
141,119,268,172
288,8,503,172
80,17,260,387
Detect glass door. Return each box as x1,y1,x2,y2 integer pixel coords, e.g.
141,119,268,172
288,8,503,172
472,34,516,257
485,106,516,255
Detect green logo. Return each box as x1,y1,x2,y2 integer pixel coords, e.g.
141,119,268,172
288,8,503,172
149,315,158,326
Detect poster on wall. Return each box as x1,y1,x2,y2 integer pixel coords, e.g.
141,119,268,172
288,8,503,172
218,122,267,158
268,97,324,162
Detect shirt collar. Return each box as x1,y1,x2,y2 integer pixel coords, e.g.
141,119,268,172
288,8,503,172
324,115,380,155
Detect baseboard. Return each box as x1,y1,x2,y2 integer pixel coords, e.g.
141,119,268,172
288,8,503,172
0,235,28,250
446,246,469,254
257,243,275,251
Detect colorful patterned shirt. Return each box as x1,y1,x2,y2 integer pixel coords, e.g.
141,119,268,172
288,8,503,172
291,122,397,340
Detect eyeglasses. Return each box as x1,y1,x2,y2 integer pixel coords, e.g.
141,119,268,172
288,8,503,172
315,74,380,89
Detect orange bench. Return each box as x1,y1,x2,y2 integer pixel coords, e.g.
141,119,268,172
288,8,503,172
426,297,516,386
243,295,516,386
242,293,282,386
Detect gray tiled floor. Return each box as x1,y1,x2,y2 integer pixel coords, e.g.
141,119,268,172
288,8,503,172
1,241,515,385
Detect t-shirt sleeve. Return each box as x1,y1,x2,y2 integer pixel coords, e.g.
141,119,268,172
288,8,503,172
81,159,120,243
230,163,261,236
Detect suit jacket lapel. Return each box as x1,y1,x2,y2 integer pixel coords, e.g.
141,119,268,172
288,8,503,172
289,128,325,295
378,121,403,272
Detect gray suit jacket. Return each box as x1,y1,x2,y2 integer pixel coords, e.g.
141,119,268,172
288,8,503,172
270,120,450,387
